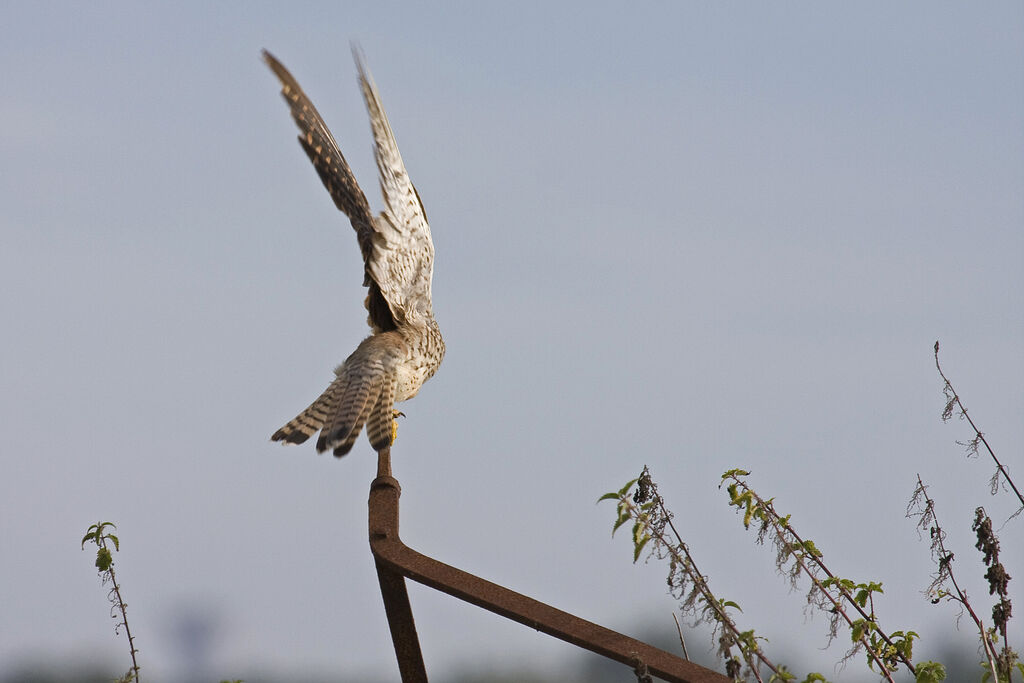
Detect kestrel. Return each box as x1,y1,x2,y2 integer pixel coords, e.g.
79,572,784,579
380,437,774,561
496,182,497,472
264,49,445,457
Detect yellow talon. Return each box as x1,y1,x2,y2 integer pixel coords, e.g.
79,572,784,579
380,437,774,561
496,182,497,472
390,410,405,444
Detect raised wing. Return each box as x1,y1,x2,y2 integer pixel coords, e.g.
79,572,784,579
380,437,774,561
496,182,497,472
354,49,436,325
262,50,396,333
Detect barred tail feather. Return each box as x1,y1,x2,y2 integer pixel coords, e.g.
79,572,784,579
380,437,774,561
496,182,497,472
317,376,370,452
271,380,344,444
366,378,397,451
331,383,380,457
317,362,386,456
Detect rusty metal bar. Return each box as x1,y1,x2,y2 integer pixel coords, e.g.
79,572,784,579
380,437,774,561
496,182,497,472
371,448,428,681
374,553,428,682
368,456,730,683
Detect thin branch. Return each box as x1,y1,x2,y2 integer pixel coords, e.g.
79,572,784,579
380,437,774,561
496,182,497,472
934,340,1024,513
724,475,902,682
653,495,772,683
973,507,1016,681
604,469,795,681
907,476,999,682
82,522,140,683
108,567,140,683
672,612,690,661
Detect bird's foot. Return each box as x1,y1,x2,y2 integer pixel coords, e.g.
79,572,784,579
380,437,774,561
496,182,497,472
391,410,405,444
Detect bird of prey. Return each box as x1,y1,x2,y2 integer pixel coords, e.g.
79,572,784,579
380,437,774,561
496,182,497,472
263,49,445,457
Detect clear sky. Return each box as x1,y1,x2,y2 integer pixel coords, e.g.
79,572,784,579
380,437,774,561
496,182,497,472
3,3,1022,681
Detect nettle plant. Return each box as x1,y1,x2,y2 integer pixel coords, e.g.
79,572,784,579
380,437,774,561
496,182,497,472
601,343,1020,683
81,522,244,683
81,522,140,683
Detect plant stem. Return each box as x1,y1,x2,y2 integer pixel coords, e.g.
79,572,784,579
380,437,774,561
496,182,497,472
650,494,773,682
934,341,1024,511
913,476,998,682
108,564,140,683
726,475,904,681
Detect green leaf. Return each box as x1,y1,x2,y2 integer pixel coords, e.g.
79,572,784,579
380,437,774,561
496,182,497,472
722,600,742,612
726,483,740,504
107,534,119,551
743,504,754,529
597,491,621,503
737,628,758,649
914,661,946,683
95,547,113,572
851,619,865,643
612,509,630,536
633,534,650,563
768,666,797,682
617,478,639,498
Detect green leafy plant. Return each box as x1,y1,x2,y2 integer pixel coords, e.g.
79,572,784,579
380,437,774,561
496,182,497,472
603,343,1022,682
81,521,140,683
722,469,932,681
604,468,951,683
600,469,824,683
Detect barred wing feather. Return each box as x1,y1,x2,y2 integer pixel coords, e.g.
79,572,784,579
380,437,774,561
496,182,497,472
354,50,436,326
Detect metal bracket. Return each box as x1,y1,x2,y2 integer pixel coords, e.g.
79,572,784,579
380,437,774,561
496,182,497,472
369,449,729,683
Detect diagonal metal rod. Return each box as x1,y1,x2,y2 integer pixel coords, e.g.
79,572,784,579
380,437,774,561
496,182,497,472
369,449,729,683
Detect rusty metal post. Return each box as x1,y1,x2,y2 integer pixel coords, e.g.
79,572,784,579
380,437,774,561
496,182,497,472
370,449,427,682
368,456,729,683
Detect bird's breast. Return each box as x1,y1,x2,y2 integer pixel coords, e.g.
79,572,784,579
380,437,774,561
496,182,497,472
393,362,423,402
392,322,443,403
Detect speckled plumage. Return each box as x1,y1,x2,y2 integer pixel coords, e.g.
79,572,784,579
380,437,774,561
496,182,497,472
264,49,444,457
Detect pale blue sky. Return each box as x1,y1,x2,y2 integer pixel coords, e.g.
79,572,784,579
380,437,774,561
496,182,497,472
2,3,1022,681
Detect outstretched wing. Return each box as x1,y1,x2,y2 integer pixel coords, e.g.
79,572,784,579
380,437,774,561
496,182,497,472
262,50,396,333
354,49,436,326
